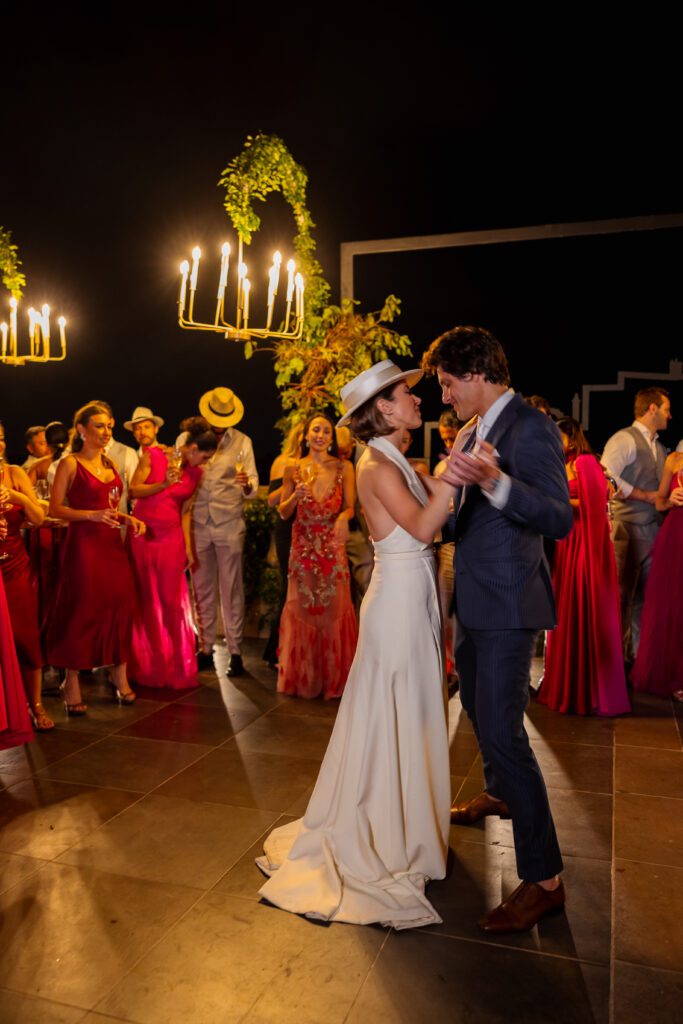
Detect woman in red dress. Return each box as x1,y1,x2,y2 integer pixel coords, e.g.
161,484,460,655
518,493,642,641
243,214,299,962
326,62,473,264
538,418,630,716
631,449,683,700
277,413,358,699
127,417,216,688
0,421,53,731
0,568,34,749
45,404,145,715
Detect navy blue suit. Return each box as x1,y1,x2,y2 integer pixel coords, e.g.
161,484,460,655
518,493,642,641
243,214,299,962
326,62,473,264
452,395,573,881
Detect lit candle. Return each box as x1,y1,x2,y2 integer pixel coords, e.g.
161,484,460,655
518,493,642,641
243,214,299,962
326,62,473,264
1,322,7,358
217,242,230,301
179,260,189,314
58,316,66,355
41,303,51,344
286,258,295,302
295,273,304,319
237,261,247,308
243,278,250,324
9,297,18,346
190,246,201,293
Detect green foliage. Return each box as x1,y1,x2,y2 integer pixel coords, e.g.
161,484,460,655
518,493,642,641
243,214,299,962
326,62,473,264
0,227,26,298
242,497,279,623
218,134,412,429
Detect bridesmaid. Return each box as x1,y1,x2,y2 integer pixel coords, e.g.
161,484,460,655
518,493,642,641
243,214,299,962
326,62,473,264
0,420,53,730
45,403,146,715
127,416,217,688
538,418,630,716
0,570,34,750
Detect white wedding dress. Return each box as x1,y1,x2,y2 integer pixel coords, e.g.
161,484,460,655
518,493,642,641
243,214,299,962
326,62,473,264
256,436,451,929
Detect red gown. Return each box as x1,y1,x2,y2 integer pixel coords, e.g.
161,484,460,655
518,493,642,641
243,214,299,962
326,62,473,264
0,573,33,749
278,463,358,699
44,462,135,669
0,504,43,669
539,454,630,716
631,473,683,696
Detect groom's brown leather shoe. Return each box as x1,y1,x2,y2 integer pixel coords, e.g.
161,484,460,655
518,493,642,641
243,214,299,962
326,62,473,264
478,880,566,933
450,791,511,824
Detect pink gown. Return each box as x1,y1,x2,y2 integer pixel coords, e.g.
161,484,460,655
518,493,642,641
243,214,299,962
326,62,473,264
539,454,630,716
631,473,683,696
128,448,202,688
0,573,34,750
278,462,358,699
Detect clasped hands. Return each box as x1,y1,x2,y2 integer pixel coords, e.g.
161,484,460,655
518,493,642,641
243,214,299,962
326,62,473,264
438,439,501,493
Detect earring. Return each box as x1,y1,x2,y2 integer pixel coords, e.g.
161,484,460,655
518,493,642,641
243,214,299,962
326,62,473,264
327,444,332,452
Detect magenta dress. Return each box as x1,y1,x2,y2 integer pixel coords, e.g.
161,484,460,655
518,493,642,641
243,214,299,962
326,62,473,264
128,448,202,688
631,473,683,696
45,463,134,669
539,454,630,716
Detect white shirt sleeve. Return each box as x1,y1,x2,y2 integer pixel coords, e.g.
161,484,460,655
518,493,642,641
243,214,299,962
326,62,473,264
601,431,637,498
482,471,512,510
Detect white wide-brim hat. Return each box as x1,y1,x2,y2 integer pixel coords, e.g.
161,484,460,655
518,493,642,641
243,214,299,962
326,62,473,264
337,359,423,426
123,406,165,431
199,387,244,428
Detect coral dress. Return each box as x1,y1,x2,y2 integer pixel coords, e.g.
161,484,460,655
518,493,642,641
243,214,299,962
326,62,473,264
539,454,630,716
277,462,358,699
0,504,43,670
258,437,450,928
631,472,683,696
45,462,134,669
0,572,33,749
128,448,202,688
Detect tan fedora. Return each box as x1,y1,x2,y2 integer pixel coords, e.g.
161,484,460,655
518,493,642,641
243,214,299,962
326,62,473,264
123,406,165,431
199,387,244,428
337,360,423,426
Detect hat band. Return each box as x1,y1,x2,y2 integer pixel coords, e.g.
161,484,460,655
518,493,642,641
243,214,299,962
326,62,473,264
208,399,235,418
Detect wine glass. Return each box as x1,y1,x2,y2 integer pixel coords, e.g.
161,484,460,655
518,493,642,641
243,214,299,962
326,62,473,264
235,449,245,475
301,462,317,486
108,485,121,511
167,447,183,482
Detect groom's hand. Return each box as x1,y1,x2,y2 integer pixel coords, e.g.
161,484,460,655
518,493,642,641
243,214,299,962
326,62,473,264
440,441,501,492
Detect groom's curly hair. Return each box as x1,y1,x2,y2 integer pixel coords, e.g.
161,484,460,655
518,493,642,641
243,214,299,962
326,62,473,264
421,325,511,386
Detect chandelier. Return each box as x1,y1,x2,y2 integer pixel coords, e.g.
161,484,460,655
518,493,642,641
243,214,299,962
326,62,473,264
177,236,304,341
1,296,66,366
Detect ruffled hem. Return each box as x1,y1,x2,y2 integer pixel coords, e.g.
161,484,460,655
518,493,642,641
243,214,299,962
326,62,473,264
277,605,357,699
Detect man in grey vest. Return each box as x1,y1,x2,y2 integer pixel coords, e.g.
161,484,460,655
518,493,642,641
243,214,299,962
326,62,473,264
601,387,671,663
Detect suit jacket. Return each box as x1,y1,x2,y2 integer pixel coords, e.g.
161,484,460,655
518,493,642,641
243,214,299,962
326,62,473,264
453,395,572,630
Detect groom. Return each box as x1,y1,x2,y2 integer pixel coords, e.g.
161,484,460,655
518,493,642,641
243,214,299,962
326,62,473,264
423,325,573,933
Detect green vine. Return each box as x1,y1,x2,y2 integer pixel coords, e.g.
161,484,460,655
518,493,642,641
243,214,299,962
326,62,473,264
0,226,26,298
218,134,412,428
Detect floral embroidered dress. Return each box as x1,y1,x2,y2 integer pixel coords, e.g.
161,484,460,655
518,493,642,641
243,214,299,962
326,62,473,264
277,462,358,699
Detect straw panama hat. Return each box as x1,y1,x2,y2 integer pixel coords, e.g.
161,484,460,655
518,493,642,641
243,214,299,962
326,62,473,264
123,406,165,431
337,360,423,426
198,387,244,428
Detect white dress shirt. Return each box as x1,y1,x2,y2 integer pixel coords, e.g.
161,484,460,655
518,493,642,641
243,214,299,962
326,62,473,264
476,388,515,510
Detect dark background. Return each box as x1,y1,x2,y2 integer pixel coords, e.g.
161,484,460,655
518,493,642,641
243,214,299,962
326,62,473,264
1,9,681,470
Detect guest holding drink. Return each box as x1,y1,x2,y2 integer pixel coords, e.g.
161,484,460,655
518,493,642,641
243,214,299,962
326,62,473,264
128,417,217,688
277,413,358,699
631,449,683,701
538,418,630,716
45,403,145,715
0,422,53,731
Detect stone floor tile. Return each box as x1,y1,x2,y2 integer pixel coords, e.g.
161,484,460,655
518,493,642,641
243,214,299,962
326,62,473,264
214,814,296,899
346,931,609,1023
0,988,88,1023
525,700,615,747
57,794,278,889
155,744,321,812
229,714,335,760
448,734,481,775
0,779,141,858
614,859,683,972
114,701,255,746
268,696,341,719
532,739,613,794
612,961,683,1023
0,862,199,1009
428,844,611,965
0,728,102,783
615,709,682,750
0,851,47,895
615,745,683,799
96,890,384,1024
283,782,315,817
615,792,683,868
35,735,212,793
39,693,163,737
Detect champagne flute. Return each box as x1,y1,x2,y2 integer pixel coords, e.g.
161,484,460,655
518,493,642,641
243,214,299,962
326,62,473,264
235,449,245,475
301,462,317,486
108,485,121,527
168,447,183,482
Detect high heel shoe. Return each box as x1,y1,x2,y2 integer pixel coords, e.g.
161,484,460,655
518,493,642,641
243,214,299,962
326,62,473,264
59,681,88,716
28,702,55,731
109,682,136,706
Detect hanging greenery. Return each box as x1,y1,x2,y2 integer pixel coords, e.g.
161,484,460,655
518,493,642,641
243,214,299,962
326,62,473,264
218,134,411,427
0,226,26,298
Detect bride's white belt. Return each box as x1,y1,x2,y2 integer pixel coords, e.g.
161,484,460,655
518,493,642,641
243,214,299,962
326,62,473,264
373,548,435,563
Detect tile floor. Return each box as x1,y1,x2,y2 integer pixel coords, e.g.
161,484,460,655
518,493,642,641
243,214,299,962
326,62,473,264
0,643,681,1023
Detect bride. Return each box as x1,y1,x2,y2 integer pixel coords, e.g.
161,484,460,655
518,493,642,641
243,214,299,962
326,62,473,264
257,360,456,929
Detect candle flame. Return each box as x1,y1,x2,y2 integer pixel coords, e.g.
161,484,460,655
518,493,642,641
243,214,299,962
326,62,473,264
180,260,189,275
221,242,231,257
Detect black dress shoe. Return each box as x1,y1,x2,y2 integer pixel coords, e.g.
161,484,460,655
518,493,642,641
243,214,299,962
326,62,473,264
227,654,244,677
197,651,214,671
